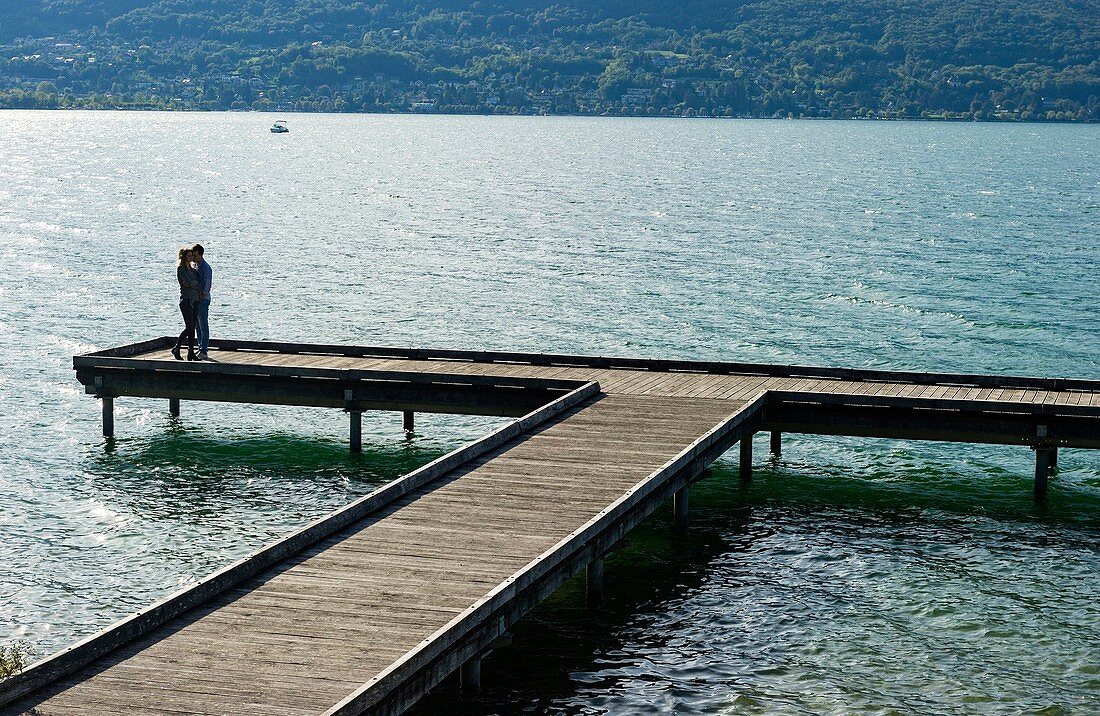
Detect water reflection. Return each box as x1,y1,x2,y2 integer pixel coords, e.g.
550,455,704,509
86,428,436,512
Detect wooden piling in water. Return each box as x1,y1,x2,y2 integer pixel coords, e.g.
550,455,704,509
770,430,781,456
404,410,415,434
169,398,180,417
740,434,753,480
1034,447,1053,499
459,656,481,693
101,397,113,438
586,558,605,607
673,487,689,529
349,410,362,453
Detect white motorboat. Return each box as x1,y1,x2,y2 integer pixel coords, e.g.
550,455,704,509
269,120,289,133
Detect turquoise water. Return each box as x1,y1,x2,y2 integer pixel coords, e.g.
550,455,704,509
0,111,1098,713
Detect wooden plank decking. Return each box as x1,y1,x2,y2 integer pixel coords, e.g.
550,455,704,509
78,340,1100,448
3,339,1098,715
8,393,743,715
127,341,1100,408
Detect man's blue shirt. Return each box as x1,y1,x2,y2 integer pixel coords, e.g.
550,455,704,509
197,259,212,299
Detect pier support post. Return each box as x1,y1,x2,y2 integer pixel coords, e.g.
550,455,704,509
101,397,114,438
673,487,689,530
169,398,180,417
1034,447,1053,499
770,431,781,457
403,410,414,434
586,558,604,607
1050,447,1058,470
740,434,753,481
460,655,482,693
349,410,362,453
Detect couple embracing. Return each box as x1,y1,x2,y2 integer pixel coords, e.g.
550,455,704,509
173,244,213,361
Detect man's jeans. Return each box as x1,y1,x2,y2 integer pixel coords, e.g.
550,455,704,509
195,299,211,353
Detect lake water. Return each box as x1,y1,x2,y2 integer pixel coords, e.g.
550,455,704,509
1,111,1098,714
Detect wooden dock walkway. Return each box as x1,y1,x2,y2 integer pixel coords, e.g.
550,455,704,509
3,338,1098,715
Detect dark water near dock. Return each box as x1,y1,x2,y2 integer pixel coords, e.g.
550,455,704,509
1,112,1098,713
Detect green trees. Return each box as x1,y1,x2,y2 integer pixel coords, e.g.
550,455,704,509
0,0,1095,120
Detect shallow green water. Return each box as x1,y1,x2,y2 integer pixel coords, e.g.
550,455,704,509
0,112,1097,714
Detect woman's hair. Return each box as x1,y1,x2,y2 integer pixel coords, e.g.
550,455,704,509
177,247,192,266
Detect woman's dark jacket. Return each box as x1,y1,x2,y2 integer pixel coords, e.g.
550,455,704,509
177,264,200,302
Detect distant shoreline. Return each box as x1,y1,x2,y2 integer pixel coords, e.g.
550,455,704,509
0,106,1094,124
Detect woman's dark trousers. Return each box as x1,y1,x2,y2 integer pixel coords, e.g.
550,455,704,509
176,299,197,351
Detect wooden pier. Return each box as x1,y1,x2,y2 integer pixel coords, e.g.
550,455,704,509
3,337,1098,715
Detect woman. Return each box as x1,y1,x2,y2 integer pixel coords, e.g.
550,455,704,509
172,247,201,361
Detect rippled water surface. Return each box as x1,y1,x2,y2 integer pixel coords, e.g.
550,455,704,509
1,112,1098,714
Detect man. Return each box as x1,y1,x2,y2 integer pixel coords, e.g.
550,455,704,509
192,243,213,360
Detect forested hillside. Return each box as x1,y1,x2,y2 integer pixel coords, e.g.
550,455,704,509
2,0,1097,119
